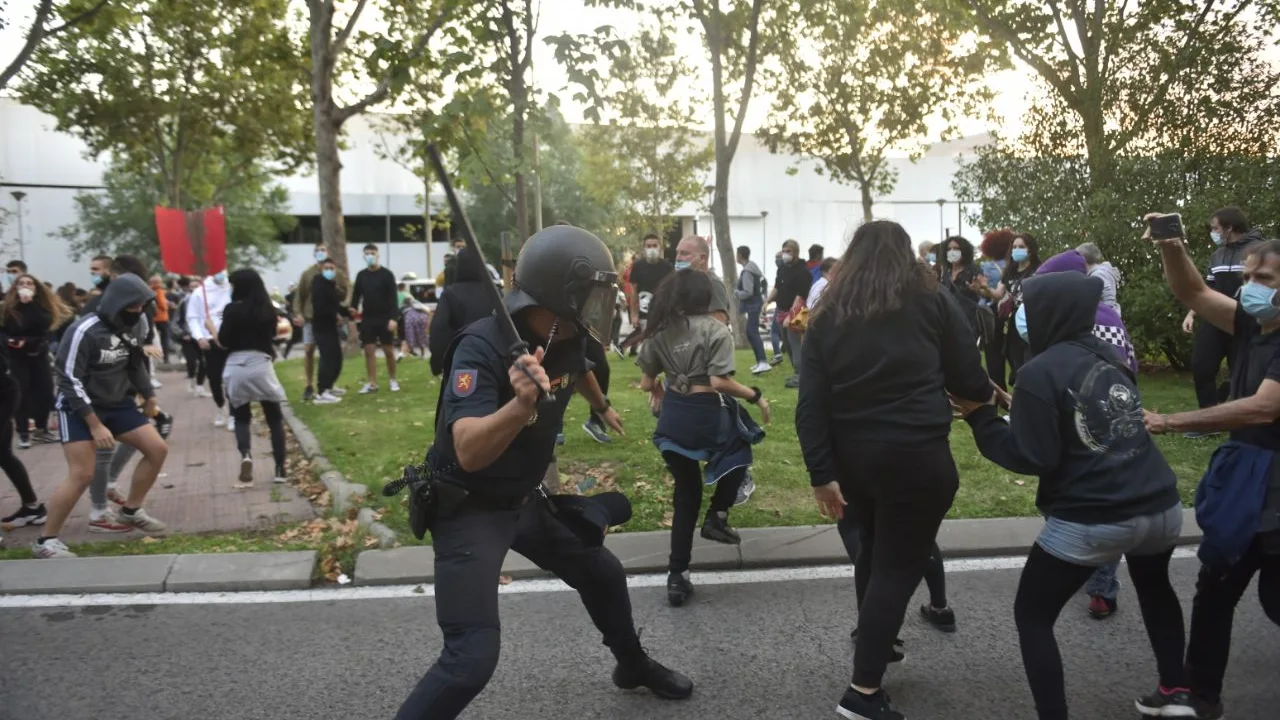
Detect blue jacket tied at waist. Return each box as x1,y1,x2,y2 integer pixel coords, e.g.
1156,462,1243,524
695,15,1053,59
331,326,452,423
652,390,764,485
1196,440,1274,569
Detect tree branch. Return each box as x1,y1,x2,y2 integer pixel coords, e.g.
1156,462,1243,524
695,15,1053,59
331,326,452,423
460,121,516,207
1046,0,1083,90
44,0,111,36
724,0,764,162
331,0,369,59
965,0,1079,106
0,0,56,91
334,3,455,124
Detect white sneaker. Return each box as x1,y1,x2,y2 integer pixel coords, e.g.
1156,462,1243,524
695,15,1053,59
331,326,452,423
226,416,236,433
214,411,225,428
389,379,401,392
150,377,163,389
196,385,211,398
235,456,254,488
359,383,377,394
116,508,167,533
329,387,347,397
272,474,288,484
734,471,756,507
32,537,76,558
314,391,342,405
187,379,196,394
751,362,773,375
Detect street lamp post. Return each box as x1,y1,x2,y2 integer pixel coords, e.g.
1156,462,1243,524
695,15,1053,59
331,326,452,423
703,184,716,271
760,210,768,263
10,191,27,264
936,198,946,242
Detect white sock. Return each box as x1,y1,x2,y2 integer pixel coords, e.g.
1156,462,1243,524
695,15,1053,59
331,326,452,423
90,507,106,522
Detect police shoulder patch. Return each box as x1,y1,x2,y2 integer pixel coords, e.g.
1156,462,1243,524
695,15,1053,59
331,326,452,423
452,369,478,397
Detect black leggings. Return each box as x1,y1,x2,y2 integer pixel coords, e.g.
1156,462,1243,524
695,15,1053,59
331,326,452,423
662,451,745,574
315,329,343,393
9,350,53,435
1015,544,1188,720
204,346,228,407
231,401,286,474
182,340,206,383
1192,322,1233,409
1005,329,1030,388
840,518,948,610
0,376,36,505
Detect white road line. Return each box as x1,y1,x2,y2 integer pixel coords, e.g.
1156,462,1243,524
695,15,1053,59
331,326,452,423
0,547,1200,610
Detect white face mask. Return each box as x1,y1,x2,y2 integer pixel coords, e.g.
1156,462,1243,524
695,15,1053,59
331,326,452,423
644,248,659,260
780,253,794,263
946,250,963,264
17,287,34,301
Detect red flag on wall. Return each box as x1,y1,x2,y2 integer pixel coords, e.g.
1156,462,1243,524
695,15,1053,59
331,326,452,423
155,206,227,276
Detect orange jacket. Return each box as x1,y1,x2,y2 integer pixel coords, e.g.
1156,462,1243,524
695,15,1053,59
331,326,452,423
152,286,170,322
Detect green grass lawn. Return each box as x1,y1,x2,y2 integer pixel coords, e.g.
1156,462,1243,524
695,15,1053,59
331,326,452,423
278,350,1217,542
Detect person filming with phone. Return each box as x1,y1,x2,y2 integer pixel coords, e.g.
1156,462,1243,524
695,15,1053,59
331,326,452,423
1181,208,1264,422
1141,211,1280,720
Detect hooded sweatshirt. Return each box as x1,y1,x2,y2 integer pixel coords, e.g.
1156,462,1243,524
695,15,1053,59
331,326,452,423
1036,251,1137,373
185,276,234,343
965,273,1180,524
1206,228,1265,298
55,273,156,417
429,248,497,375
1087,261,1122,314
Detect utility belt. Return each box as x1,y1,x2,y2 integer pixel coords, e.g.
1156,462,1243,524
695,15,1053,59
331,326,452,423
383,450,545,539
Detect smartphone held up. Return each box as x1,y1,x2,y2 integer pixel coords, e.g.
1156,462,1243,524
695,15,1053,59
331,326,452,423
1146,213,1185,241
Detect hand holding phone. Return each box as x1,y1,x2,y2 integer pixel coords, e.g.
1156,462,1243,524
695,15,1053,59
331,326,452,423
1145,213,1185,241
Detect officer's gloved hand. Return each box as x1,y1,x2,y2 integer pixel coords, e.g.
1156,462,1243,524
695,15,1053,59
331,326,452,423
510,347,551,407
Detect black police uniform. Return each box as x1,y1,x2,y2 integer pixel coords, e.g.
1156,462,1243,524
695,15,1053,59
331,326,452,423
394,313,666,720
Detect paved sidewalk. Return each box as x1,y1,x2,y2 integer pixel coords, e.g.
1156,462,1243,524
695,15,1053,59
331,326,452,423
0,370,316,547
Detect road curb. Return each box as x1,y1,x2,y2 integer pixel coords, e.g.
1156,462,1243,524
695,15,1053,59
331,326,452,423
0,551,318,595
353,509,1204,586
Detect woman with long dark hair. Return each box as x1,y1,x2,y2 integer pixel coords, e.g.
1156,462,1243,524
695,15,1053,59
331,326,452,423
796,220,994,720
1,273,71,448
218,269,289,486
0,301,45,527
937,235,985,341
640,269,770,607
976,232,1042,388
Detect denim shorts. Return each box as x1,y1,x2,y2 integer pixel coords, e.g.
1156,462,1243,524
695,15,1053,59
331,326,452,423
1038,502,1183,566
302,322,315,345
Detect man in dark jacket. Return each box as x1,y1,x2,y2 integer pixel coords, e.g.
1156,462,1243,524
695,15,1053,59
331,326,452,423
34,274,170,558
311,258,349,404
1184,207,1265,416
1141,215,1280,720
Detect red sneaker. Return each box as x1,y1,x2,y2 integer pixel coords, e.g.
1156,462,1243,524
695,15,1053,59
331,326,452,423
1088,594,1116,619
89,513,133,534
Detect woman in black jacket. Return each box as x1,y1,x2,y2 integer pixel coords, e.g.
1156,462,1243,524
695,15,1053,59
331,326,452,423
937,235,984,342
218,269,289,486
796,220,994,720
1,273,71,447
429,247,495,376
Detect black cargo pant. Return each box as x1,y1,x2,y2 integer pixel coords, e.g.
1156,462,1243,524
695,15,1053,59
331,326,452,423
1192,322,1234,409
394,493,641,720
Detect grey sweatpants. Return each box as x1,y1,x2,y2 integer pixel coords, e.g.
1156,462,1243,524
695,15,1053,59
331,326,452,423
90,444,137,511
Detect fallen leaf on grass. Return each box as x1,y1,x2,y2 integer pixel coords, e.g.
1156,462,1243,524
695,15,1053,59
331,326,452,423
1013,480,1026,486
363,536,379,548
659,511,674,529
141,536,160,544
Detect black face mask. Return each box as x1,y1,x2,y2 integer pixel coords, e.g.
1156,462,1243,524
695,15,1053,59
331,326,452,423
119,310,143,327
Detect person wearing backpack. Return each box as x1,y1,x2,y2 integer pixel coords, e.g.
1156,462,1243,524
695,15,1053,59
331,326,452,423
954,271,1191,720
1140,213,1280,720
734,245,771,375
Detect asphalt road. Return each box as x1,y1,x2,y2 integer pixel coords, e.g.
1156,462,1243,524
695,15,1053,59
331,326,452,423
1,558,1276,720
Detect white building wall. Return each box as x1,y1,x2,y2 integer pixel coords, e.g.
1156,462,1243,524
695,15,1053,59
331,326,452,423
1,97,985,292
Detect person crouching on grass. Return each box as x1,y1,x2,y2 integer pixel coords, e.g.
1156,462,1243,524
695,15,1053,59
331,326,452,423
638,269,771,607
34,273,169,558
953,271,1192,720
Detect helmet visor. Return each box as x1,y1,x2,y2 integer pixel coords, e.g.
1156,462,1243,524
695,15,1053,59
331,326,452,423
578,281,618,347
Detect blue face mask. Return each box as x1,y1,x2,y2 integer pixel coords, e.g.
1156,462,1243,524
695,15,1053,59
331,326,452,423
91,273,103,287
1240,281,1280,322
214,271,228,284
1210,231,1223,246
322,269,336,282
315,250,328,263
1011,248,1029,264
1015,303,1029,342
364,254,377,267
926,253,936,265
674,260,691,271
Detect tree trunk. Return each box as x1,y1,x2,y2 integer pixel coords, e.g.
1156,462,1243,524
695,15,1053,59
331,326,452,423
860,181,874,223
309,2,348,279
712,161,744,344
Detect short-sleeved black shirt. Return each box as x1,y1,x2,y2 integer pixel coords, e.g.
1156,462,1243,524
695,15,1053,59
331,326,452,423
1228,304,1280,538
629,259,674,318
433,316,587,502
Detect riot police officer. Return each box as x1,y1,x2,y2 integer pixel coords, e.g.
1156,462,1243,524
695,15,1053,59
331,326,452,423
395,225,693,720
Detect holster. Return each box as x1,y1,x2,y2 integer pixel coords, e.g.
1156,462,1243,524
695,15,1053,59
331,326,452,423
402,462,470,540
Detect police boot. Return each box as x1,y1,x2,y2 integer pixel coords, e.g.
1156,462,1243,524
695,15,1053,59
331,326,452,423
611,643,694,700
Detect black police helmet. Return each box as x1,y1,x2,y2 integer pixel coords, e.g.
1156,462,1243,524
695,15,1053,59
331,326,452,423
506,225,617,326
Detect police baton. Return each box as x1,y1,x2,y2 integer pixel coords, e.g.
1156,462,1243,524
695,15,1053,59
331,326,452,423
427,144,552,406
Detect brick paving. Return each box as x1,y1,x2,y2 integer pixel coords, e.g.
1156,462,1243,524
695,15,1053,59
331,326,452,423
0,370,316,547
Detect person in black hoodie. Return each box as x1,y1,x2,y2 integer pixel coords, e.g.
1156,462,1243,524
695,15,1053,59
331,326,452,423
311,258,350,404
429,247,496,377
954,272,1190,720
219,269,289,486
796,220,994,720
0,273,71,447
0,303,44,528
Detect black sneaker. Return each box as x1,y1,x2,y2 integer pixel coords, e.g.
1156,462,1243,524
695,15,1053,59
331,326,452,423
837,687,904,720
700,511,741,545
784,375,800,389
302,386,314,402
1192,697,1223,720
667,571,694,607
1135,688,1197,717
2,503,47,527
612,650,693,700
920,603,957,632
769,354,785,366
153,411,174,439
17,433,30,450
583,416,612,444
849,627,905,663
